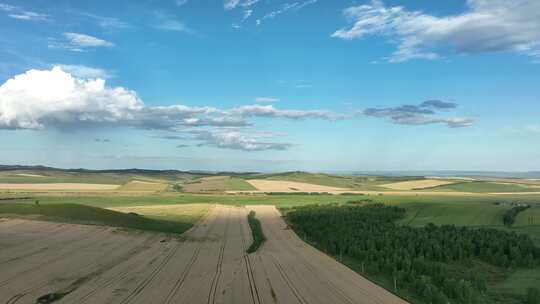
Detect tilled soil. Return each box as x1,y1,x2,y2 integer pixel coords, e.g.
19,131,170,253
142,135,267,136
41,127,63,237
0,205,407,304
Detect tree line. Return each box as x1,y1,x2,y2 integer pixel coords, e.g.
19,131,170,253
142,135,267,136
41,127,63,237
286,204,540,304
502,205,530,227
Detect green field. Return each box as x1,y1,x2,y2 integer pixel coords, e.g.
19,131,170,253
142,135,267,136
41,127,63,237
495,268,540,295
2,191,540,209
0,175,127,184
0,169,203,185
0,203,193,234
222,177,257,190
397,202,510,227
255,171,424,190
515,207,540,226
431,181,540,193
3,192,539,246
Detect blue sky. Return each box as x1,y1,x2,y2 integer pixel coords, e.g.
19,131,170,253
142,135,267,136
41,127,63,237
0,0,539,171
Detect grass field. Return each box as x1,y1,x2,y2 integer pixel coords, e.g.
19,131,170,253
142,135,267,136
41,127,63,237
0,169,203,185
515,206,540,226
0,183,120,191
495,269,540,295
430,181,540,193
397,202,510,227
0,203,195,234
259,171,425,191
2,191,539,209
0,172,129,184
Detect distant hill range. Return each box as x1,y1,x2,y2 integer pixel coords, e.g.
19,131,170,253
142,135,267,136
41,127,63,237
1,165,539,179
0,164,257,177
342,170,540,179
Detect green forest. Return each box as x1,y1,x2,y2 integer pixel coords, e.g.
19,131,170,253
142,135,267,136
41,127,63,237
286,204,540,304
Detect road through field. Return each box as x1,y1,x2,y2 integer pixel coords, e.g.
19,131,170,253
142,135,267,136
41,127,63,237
0,205,407,304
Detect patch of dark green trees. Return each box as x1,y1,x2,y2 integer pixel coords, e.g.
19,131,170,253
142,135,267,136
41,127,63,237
286,203,540,304
247,211,266,253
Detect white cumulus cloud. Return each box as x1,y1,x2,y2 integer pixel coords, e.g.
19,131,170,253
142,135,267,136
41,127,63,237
0,66,142,129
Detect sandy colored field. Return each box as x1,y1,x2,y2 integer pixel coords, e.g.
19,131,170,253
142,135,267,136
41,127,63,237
427,176,476,181
380,179,458,190
247,179,349,192
0,183,119,190
117,180,168,191
0,205,406,304
15,173,45,178
110,204,211,223
183,176,254,192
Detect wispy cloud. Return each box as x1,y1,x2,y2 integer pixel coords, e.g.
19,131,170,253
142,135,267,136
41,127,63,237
175,0,189,7
55,64,113,79
243,9,253,21
224,0,260,10
193,130,292,151
64,32,113,47
153,11,193,33
257,0,317,25
0,3,49,21
234,105,344,120
82,13,130,29
255,97,279,103
278,79,313,89
362,100,474,128
149,134,186,140
176,144,189,148
332,0,540,62
49,33,114,52
527,125,540,134
0,4,15,11
8,11,49,21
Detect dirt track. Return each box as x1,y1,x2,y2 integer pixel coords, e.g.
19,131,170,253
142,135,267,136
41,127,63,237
0,206,407,304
